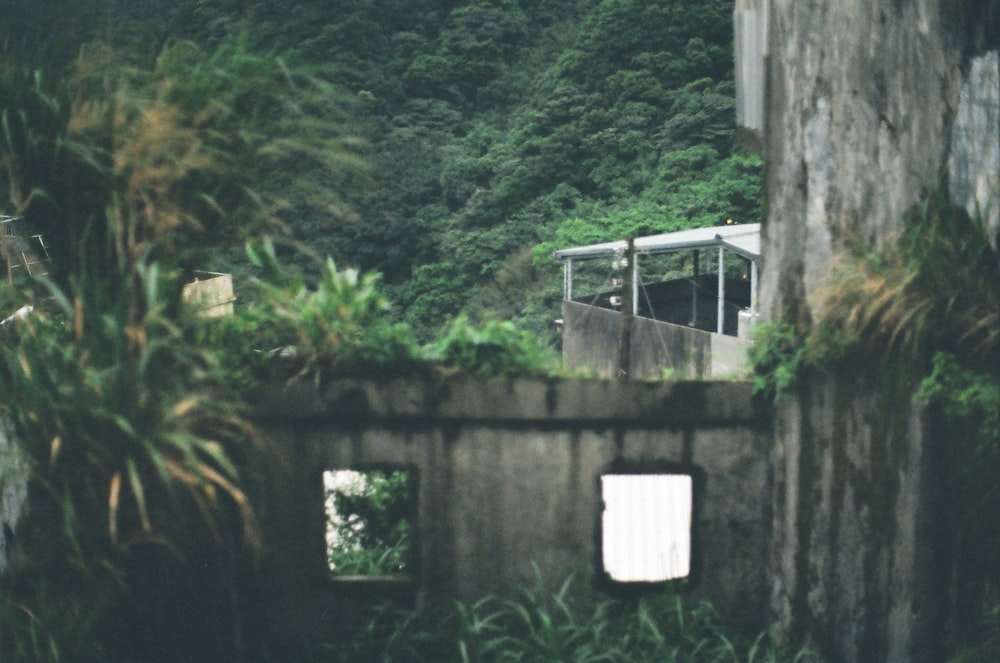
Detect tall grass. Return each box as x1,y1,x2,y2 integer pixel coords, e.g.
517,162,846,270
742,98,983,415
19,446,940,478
0,262,265,660
0,34,370,661
319,576,820,663
809,189,998,364
1,34,370,296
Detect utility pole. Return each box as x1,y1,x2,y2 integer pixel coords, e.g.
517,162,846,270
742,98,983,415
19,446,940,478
617,237,635,379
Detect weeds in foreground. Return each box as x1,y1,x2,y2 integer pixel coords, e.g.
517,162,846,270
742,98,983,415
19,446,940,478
319,578,820,663
0,262,263,662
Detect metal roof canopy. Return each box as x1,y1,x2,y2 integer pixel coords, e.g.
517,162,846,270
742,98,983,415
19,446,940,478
555,224,760,334
553,223,760,261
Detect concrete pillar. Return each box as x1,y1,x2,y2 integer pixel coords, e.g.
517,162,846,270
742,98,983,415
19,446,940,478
758,1,999,660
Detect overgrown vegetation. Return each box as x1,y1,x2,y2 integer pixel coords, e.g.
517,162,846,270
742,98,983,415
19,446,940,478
0,32,372,660
747,321,807,404
3,0,761,344
321,575,820,663
200,238,558,387
750,191,999,408
0,268,261,662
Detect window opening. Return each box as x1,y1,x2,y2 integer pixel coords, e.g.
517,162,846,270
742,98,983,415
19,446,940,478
324,468,415,577
601,473,692,582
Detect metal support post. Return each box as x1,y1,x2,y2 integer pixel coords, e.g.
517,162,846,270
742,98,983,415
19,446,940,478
717,247,725,335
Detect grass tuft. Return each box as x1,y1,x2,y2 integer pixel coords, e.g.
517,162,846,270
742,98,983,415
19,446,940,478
317,575,821,663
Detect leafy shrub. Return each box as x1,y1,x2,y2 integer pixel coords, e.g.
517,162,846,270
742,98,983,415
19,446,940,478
918,351,1000,447
747,322,808,404
203,240,558,384
243,238,420,379
424,314,556,377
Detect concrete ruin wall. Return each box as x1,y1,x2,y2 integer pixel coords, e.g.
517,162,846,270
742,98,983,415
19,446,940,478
753,1,1000,660
250,375,772,645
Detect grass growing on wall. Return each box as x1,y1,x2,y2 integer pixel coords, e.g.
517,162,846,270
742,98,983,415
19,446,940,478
750,189,999,413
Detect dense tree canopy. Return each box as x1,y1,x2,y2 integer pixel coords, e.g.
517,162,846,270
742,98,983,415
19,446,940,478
2,0,761,341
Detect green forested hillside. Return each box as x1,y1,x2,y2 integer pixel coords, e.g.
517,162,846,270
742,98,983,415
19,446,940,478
2,0,761,342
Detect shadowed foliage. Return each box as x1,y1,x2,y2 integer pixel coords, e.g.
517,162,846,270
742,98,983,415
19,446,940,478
0,33,371,661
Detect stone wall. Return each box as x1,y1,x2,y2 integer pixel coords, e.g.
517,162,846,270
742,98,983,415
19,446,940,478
756,1,999,660
250,376,772,645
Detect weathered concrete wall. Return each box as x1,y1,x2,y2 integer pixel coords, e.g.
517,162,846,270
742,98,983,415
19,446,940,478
949,50,1000,250
769,365,938,662
562,301,751,379
759,1,999,660
0,422,27,574
251,376,772,645
760,1,999,319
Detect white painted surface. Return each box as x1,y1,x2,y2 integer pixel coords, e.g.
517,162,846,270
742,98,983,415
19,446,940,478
601,474,692,582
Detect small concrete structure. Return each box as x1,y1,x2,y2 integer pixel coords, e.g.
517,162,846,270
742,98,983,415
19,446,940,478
0,216,50,283
554,225,760,378
561,300,751,379
250,375,773,645
182,271,235,318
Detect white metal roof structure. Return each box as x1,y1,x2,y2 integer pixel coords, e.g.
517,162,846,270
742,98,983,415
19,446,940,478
1,215,51,282
554,224,761,335
553,223,760,261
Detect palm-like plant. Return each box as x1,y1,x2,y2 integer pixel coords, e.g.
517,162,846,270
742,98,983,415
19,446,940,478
0,34,370,660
